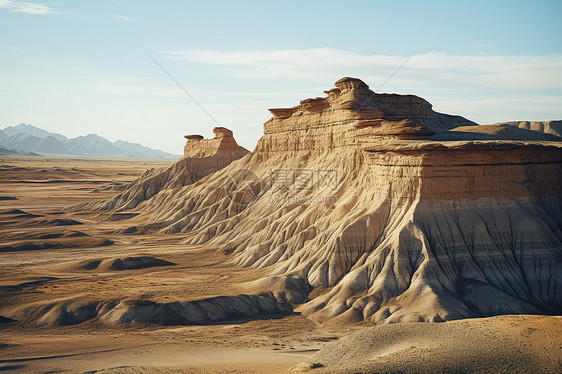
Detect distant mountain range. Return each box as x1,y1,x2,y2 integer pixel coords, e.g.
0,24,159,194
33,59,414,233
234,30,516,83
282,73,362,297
0,124,179,158
2,123,68,141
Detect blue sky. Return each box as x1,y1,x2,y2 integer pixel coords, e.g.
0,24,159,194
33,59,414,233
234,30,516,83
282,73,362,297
1,0,561,154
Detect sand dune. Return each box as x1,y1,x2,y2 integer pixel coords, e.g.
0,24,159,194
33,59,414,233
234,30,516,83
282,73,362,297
75,256,175,271
293,315,562,373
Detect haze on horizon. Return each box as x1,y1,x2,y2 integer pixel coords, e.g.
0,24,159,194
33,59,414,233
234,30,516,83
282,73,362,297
1,0,561,154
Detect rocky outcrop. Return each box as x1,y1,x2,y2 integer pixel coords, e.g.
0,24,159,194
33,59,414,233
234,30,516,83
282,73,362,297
76,127,248,211
183,127,246,158
264,77,477,145
90,78,562,323
435,120,562,141
497,120,562,137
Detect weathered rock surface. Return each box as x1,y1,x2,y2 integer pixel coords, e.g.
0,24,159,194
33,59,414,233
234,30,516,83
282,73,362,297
183,127,246,158
498,120,562,137
82,78,562,323
76,127,248,211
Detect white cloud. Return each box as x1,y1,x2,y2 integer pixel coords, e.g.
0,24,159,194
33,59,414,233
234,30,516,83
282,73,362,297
161,48,562,91
158,48,562,129
95,77,303,105
0,0,59,15
96,50,561,146
113,14,136,22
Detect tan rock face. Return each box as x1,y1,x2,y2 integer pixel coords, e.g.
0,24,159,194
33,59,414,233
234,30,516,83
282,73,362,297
260,77,477,157
77,127,248,211
183,126,247,158
99,78,562,322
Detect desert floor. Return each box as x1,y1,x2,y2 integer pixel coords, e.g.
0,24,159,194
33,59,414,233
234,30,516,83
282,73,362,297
0,156,560,373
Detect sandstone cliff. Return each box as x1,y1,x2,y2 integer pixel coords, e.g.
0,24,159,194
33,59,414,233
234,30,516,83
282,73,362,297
84,78,562,323
183,127,247,158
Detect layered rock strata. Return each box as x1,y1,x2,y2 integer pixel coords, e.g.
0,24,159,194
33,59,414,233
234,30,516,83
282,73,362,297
85,78,562,323
183,127,244,158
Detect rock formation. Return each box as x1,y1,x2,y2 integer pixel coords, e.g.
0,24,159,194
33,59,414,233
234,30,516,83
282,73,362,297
81,78,562,323
183,127,243,158
435,120,562,141
498,120,562,137
77,127,248,211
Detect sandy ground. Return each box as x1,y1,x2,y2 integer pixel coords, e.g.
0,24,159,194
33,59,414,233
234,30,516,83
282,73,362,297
295,314,562,373
0,156,340,373
0,156,560,373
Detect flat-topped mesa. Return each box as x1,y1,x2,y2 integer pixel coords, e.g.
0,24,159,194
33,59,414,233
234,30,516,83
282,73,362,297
82,77,562,323
262,77,477,153
183,127,248,158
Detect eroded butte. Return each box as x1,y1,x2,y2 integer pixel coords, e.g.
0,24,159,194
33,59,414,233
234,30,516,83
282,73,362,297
1,77,561,373
75,77,561,324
